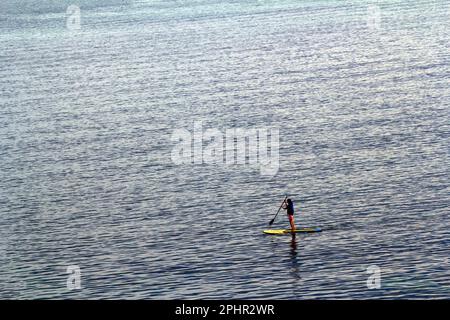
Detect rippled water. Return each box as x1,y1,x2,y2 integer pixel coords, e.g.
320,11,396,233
0,0,449,299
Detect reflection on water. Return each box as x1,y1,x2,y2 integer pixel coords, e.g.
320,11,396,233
289,234,302,281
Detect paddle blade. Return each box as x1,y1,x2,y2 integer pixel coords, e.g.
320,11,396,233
269,218,275,226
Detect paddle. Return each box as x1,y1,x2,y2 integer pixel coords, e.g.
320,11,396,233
269,196,288,226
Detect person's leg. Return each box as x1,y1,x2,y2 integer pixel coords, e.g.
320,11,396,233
289,215,296,230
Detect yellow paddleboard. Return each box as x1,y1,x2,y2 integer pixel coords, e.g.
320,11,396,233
263,228,322,235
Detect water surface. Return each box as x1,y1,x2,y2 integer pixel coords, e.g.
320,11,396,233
0,0,449,299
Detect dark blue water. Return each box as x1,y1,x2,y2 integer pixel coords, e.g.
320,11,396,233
0,0,449,299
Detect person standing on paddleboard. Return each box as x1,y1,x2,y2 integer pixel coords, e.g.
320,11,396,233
282,198,296,230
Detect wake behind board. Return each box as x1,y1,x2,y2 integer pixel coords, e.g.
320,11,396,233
263,227,322,235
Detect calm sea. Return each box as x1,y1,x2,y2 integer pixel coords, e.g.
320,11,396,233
0,0,449,299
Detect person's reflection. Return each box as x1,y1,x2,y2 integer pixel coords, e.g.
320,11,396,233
290,233,297,253
289,234,301,280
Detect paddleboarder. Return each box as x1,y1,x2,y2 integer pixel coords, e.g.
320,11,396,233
282,198,296,230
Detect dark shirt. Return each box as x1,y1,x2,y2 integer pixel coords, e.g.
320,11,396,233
287,202,294,216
